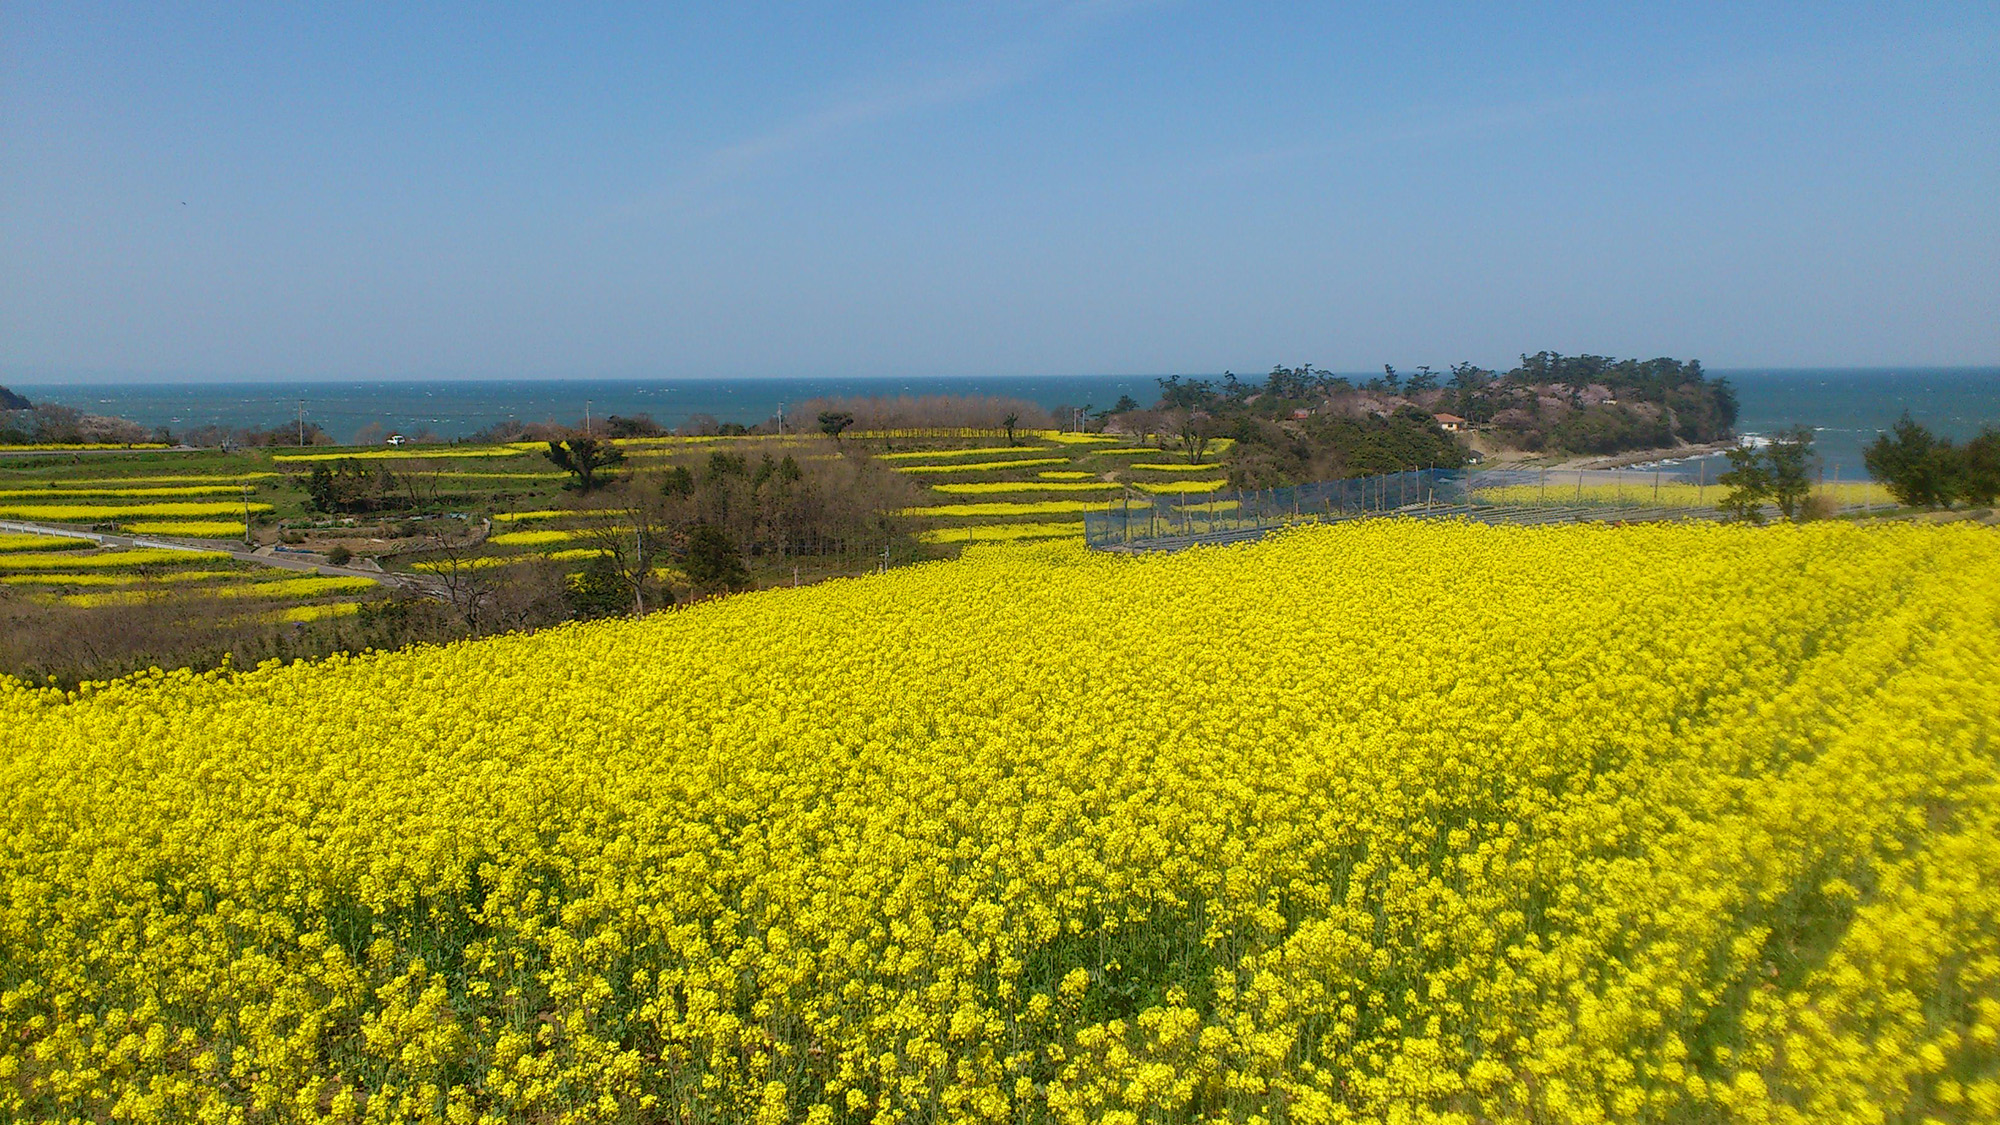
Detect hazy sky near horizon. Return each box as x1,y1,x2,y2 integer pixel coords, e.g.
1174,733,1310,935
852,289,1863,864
3,2,1996,383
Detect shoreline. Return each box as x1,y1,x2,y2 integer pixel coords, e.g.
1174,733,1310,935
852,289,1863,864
1477,438,1742,473
1553,439,1741,472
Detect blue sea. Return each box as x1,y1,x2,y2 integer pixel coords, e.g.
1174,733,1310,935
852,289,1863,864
14,368,1998,477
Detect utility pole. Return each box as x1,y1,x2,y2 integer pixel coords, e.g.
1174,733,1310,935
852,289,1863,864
586,400,592,436
241,484,253,548
298,400,305,447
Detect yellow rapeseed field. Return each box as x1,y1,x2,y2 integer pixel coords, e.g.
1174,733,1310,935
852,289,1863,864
44,575,378,608
491,510,577,522
271,601,369,623
915,521,1085,544
875,447,1051,462
489,528,610,547
1471,480,1888,509
928,482,1121,495
0,485,245,499
0,501,273,521
45,473,279,485
0,569,251,588
1,521,1996,1124
412,556,540,572
902,500,1106,517
0,548,231,571
0,441,169,451
273,447,528,462
0,533,87,554
124,520,250,537
1133,479,1230,494
1091,439,1234,459
204,575,381,599
433,472,570,481
894,458,1072,475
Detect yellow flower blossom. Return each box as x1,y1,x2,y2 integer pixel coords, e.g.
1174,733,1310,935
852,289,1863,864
0,520,1994,1123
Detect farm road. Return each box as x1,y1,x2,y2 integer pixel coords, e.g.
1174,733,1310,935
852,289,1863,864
0,518,446,598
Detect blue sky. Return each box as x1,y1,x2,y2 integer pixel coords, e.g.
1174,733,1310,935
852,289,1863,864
2,2,1995,382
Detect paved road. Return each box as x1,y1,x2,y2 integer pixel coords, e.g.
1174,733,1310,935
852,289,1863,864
0,518,447,597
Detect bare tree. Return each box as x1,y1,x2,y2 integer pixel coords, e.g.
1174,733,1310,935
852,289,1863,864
576,489,676,616
419,522,499,630
392,460,445,509
1166,411,1218,464
480,559,572,632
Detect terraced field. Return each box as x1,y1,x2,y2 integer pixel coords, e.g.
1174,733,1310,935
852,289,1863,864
371,431,1231,562
0,531,383,621
875,432,1229,543
0,431,1223,645
0,450,559,628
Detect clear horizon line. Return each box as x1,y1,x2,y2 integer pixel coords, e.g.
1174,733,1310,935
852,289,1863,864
7,363,2000,389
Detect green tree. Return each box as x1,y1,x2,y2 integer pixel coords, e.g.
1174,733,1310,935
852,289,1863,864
1864,414,1959,508
1764,427,1817,520
1155,376,1216,411
1716,444,1772,523
682,523,748,595
306,463,337,513
1958,428,2000,507
818,411,855,443
562,553,630,619
304,459,387,514
544,437,624,493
